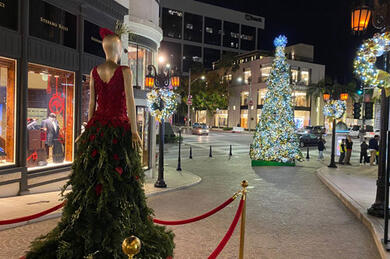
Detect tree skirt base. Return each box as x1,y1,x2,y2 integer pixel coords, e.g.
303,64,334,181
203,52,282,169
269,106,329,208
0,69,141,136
251,160,295,167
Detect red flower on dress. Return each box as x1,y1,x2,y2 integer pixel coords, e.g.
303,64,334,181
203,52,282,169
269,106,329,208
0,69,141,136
95,184,103,196
91,149,98,158
99,27,115,40
100,131,104,137
115,167,123,175
113,154,119,160
112,138,118,144
89,134,96,141
135,175,139,181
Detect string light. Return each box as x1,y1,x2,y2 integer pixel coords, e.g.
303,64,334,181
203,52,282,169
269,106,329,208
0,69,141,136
323,100,346,119
147,88,178,121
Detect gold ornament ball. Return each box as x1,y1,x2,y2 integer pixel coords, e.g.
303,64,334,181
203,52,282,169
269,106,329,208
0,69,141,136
122,236,141,258
241,180,249,188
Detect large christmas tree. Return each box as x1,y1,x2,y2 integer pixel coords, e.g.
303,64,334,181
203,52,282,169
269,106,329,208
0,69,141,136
250,35,302,164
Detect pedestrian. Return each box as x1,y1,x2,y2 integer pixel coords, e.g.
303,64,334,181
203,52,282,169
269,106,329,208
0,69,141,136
317,136,325,160
368,135,379,166
360,138,368,165
345,135,353,165
339,139,346,165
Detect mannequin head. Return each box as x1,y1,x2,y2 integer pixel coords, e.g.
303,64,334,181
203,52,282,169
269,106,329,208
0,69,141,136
102,34,122,63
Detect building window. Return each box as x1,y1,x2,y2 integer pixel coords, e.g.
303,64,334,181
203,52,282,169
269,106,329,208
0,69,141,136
136,106,150,169
183,45,202,72
240,25,256,51
301,70,310,85
0,57,16,167
240,91,249,106
223,21,239,49
204,48,220,69
159,41,181,72
257,88,267,105
184,12,202,43
244,69,251,84
223,74,232,82
260,66,271,82
292,91,310,107
27,64,75,169
291,68,298,84
196,110,207,124
162,7,183,39
128,43,154,89
204,17,222,46
294,110,310,128
240,109,248,128
215,109,228,127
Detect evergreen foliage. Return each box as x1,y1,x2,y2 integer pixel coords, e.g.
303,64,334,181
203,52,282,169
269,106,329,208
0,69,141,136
26,122,174,259
250,36,303,163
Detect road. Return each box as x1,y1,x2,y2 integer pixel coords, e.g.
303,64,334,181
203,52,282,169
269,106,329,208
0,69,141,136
0,131,380,258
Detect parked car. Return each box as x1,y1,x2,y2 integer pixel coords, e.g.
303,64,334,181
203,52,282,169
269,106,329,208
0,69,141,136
192,123,209,135
349,125,360,138
296,126,313,135
311,125,326,135
299,133,322,147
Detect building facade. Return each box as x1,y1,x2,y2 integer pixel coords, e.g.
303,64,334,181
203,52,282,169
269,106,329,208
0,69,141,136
0,0,161,197
159,0,265,72
195,43,326,130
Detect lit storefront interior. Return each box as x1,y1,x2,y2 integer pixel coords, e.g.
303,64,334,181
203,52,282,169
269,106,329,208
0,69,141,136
240,109,248,128
214,109,228,127
257,88,267,105
294,110,310,128
128,44,154,89
0,57,16,167
196,110,207,124
27,64,74,170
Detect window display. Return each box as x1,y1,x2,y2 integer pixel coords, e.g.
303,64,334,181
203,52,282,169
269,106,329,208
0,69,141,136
128,44,154,89
215,110,228,127
257,88,267,105
240,109,248,128
240,91,249,106
292,91,310,107
27,64,74,169
137,107,150,169
0,57,16,167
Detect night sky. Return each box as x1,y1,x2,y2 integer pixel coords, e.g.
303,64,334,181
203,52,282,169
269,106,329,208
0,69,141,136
197,0,370,84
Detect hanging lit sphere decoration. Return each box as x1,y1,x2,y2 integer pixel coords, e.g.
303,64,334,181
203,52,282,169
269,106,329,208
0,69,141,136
323,100,346,119
147,88,178,121
354,31,390,88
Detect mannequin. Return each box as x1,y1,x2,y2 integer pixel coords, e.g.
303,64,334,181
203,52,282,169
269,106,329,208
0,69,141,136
41,113,59,162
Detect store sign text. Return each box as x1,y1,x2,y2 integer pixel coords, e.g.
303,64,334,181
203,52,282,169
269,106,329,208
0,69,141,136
40,17,69,31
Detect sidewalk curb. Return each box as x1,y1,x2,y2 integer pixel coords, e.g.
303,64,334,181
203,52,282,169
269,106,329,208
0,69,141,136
317,167,389,259
0,172,202,232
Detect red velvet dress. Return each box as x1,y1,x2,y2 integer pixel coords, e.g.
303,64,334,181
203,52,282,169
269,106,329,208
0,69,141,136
25,66,174,259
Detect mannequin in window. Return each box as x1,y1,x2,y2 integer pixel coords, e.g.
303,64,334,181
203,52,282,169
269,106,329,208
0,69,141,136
41,113,59,162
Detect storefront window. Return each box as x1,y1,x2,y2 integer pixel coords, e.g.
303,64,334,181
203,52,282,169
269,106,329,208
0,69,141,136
128,44,154,89
257,88,267,105
81,75,90,132
244,70,251,84
240,109,248,128
301,70,309,85
0,57,16,167
215,110,228,127
260,66,271,82
292,91,310,107
196,110,207,124
137,107,150,169
27,64,74,169
291,69,298,83
294,110,310,128
240,91,249,106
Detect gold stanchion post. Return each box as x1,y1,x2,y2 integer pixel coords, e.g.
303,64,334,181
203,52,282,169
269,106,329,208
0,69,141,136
122,236,141,259
239,180,248,259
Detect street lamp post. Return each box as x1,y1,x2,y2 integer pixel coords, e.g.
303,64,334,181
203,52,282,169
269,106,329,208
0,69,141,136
351,0,390,218
145,63,180,188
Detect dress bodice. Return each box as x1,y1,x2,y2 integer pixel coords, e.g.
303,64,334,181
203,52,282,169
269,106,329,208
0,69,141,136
87,65,130,129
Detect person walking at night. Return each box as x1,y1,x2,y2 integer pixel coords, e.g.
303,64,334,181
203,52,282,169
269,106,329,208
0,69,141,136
345,135,353,165
317,136,325,160
360,138,368,165
369,135,379,166
339,139,346,165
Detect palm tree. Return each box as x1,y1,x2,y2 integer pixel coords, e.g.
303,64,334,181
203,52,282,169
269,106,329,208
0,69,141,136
307,77,358,102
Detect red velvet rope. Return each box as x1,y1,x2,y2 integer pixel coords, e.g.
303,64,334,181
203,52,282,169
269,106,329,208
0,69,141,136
0,202,65,225
208,198,244,259
153,196,236,225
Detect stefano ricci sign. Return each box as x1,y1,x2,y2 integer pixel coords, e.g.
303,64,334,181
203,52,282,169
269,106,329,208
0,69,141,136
0,0,18,30
29,0,77,49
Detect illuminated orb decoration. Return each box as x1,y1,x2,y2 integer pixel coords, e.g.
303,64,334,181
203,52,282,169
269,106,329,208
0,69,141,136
354,31,390,88
323,100,346,119
147,89,178,121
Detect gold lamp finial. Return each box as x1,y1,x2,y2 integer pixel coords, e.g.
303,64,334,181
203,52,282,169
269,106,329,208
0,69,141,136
241,180,248,189
122,236,141,259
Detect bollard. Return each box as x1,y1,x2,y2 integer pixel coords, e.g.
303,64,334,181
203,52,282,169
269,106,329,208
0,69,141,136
239,180,248,259
306,146,310,160
122,236,141,259
209,145,213,158
229,145,232,157
189,146,193,159
177,129,182,171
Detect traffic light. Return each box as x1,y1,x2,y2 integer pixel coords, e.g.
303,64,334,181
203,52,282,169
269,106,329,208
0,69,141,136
353,103,361,119
365,102,374,120
357,88,363,95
